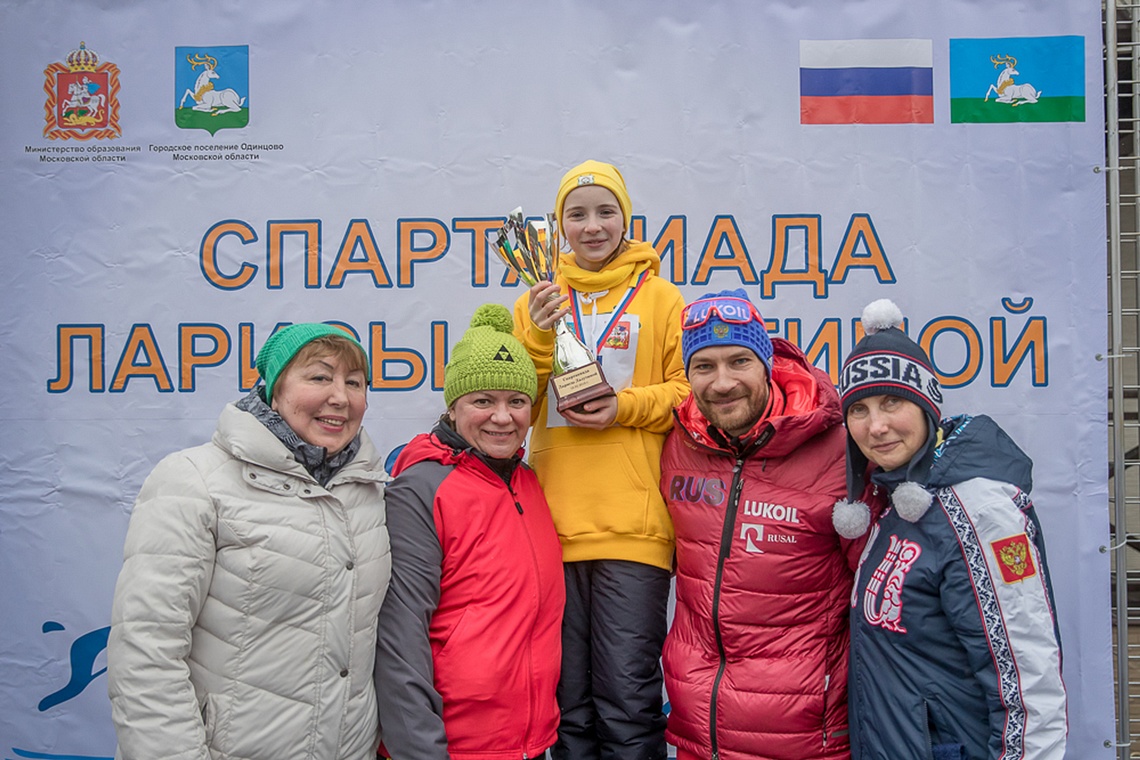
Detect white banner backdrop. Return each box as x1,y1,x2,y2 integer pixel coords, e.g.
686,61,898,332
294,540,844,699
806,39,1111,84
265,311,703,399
0,1,1112,756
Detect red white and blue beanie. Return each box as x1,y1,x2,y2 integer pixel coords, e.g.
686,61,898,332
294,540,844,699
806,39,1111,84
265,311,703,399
832,300,943,538
681,288,774,372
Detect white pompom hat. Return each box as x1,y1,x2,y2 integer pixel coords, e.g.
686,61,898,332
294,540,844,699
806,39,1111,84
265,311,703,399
832,300,941,537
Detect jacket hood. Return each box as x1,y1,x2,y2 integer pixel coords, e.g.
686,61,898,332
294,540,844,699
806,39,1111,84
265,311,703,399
834,413,1033,538
926,414,1033,493
559,240,660,292
675,337,841,458
391,417,525,479
217,402,385,485
391,419,464,477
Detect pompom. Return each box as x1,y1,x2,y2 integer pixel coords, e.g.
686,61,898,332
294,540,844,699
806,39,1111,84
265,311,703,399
832,499,871,538
892,481,933,522
861,299,905,335
469,303,515,334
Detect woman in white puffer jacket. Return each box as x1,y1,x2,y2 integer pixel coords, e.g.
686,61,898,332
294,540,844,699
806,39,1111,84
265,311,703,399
108,323,391,760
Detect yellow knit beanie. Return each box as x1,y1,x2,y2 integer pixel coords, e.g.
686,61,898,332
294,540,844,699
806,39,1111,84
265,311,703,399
554,160,632,235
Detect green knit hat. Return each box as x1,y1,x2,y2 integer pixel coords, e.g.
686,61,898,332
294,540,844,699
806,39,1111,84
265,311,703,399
444,304,537,407
256,323,368,403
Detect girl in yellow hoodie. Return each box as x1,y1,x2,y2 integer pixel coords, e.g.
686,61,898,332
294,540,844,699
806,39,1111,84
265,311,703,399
513,160,689,760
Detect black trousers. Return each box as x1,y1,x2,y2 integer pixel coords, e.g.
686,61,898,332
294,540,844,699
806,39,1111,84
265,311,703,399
552,559,670,760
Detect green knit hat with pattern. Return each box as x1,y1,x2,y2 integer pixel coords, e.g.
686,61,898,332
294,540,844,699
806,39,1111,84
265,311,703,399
444,304,537,406
256,323,367,403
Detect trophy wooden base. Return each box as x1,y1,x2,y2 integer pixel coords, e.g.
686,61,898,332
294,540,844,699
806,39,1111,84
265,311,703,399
552,360,615,414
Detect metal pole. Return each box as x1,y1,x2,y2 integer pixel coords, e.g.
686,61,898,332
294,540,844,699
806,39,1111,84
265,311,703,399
1106,1,1132,757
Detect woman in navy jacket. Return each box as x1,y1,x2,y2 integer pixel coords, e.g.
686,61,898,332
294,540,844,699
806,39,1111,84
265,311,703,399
832,299,1066,760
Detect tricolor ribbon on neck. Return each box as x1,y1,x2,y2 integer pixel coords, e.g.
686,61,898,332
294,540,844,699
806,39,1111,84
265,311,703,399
567,270,649,357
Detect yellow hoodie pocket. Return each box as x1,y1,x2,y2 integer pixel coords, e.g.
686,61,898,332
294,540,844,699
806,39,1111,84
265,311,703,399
535,441,653,537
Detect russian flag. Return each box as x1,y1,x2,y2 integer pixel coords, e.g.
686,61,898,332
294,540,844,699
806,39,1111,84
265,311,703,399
800,39,934,124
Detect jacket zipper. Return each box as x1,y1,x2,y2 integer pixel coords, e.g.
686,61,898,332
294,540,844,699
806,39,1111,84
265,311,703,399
709,456,745,760
510,479,537,757
707,427,772,760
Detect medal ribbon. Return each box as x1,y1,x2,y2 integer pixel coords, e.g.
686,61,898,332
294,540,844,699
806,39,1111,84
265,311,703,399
567,270,649,355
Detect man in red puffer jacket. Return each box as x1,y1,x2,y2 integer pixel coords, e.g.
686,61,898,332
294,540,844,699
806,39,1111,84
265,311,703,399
661,289,864,760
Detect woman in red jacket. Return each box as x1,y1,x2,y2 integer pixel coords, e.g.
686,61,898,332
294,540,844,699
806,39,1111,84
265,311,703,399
374,304,565,760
